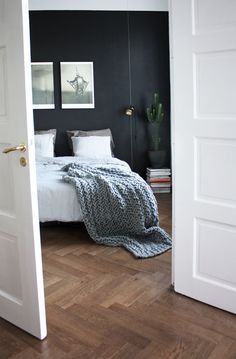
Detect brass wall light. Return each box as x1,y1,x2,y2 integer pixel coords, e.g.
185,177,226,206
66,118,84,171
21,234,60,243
125,106,134,116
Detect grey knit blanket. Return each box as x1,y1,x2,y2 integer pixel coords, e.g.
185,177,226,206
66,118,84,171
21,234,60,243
62,163,172,258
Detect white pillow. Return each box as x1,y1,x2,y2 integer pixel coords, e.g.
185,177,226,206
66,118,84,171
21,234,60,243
34,133,54,158
72,136,112,159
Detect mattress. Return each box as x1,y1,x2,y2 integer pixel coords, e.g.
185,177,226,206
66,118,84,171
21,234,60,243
36,156,130,222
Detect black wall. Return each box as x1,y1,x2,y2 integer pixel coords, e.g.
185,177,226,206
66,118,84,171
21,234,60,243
30,11,170,176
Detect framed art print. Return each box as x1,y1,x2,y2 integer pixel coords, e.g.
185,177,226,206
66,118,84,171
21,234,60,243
31,62,55,109
60,62,95,109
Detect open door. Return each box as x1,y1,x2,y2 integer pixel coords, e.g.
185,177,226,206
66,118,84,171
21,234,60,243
0,0,46,338
170,0,236,313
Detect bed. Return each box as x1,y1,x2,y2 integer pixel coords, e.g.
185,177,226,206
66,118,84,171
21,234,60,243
35,129,171,258
36,156,130,223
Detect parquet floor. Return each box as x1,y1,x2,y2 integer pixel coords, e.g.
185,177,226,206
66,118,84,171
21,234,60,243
1,193,236,358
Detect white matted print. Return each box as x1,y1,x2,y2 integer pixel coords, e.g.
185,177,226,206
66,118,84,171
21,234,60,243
31,62,55,109
60,62,95,109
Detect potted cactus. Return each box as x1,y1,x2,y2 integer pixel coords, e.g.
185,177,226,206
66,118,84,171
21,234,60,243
146,92,166,168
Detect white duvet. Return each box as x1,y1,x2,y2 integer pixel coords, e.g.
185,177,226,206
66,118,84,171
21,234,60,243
36,156,130,222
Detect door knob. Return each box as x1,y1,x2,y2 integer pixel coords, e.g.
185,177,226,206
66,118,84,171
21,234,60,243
2,144,26,154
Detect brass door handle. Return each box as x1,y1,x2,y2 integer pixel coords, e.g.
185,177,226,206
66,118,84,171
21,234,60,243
2,144,26,154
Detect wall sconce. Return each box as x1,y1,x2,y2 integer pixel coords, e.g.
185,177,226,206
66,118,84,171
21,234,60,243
125,106,134,116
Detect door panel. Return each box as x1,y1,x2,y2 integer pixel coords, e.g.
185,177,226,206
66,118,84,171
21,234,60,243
195,51,236,118
0,232,22,300
0,0,46,339
193,0,236,34
195,219,236,285
196,138,236,204
170,0,236,313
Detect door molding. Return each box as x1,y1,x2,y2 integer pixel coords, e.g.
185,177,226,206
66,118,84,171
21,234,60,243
29,0,168,12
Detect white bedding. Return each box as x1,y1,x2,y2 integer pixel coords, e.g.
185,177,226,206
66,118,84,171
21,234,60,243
36,156,130,222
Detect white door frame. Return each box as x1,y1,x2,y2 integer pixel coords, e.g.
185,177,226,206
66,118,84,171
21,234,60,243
168,6,175,284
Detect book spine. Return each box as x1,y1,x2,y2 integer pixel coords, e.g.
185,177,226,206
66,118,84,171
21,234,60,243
147,172,171,177
150,184,171,188
147,170,171,174
148,178,171,183
152,188,171,193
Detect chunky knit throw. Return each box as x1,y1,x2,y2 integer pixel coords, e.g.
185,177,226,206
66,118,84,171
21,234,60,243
63,163,172,258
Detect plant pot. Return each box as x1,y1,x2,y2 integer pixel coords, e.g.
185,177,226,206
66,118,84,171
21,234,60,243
148,150,166,168
147,122,161,151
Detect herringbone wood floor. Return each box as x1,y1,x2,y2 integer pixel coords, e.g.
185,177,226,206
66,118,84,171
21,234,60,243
1,193,236,358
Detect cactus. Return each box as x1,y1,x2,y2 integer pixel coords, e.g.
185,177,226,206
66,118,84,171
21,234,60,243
146,93,164,123
146,92,164,151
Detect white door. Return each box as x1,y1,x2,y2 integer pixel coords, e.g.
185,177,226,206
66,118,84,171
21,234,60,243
170,0,236,313
0,0,46,338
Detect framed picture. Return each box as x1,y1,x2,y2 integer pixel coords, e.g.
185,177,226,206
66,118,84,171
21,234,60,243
60,62,95,109
31,62,55,109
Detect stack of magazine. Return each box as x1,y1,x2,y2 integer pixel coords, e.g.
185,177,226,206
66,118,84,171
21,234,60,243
146,168,171,193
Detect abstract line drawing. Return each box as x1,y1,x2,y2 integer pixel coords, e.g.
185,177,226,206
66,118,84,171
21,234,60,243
60,62,95,109
67,69,89,96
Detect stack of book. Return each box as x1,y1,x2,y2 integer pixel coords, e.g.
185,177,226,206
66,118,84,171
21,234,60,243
146,168,171,193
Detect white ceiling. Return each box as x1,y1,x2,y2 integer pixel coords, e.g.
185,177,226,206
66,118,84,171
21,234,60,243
29,0,168,12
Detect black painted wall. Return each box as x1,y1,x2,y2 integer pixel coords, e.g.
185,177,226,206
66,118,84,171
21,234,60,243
30,11,170,176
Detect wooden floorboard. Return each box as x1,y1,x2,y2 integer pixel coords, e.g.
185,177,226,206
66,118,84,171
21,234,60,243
0,193,236,358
